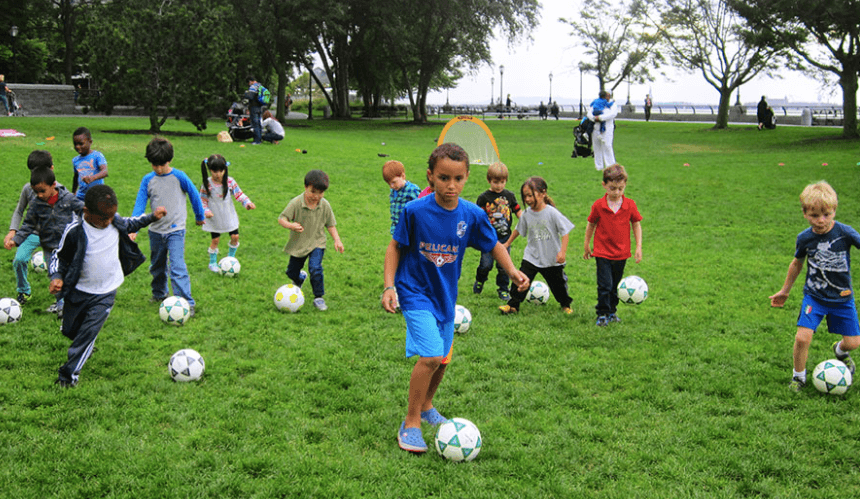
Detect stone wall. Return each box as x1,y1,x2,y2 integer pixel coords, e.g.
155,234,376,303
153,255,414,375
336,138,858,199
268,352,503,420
7,84,77,115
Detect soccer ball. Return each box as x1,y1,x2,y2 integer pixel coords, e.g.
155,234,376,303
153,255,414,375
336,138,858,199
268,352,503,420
31,251,47,273
454,304,471,333
0,298,23,324
435,417,482,462
274,284,304,313
617,275,648,305
218,256,241,277
527,281,550,305
169,348,205,382
159,296,191,326
812,359,853,395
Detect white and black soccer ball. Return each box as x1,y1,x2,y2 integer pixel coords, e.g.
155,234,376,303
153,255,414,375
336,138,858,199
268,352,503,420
617,275,648,305
31,251,47,273
218,256,241,277
454,304,471,334
435,417,482,462
812,359,852,395
159,296,191,326
274,284,304,313
527,281,550,305
0,298,23,324
169,348,205,382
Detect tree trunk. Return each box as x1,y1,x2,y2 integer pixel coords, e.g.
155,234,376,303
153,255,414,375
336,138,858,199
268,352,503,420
839,60,859,138
714,86,733,129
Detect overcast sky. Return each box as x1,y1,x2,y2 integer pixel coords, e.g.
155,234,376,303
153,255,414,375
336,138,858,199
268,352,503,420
425,0,838,107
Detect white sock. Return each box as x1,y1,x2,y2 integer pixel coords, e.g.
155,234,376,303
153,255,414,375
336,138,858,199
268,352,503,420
793,370,806,382
835,342,848,358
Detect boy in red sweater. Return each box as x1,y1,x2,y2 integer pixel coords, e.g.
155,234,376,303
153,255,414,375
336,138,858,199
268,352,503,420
583,164,643,326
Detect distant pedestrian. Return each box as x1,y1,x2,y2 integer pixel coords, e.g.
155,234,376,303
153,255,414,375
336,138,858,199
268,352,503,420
0,74,10,116
757,96,769,131
550,101,560,120
644,94,652,122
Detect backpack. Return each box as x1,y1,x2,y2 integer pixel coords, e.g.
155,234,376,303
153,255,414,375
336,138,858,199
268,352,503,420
257,85,272,106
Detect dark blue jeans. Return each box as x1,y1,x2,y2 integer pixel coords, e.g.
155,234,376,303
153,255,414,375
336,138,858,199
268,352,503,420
475,246,510,292
286,247,325,298
595,257,627,316
249,105,263,143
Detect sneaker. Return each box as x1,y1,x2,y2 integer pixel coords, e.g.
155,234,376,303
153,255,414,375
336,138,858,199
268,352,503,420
55,377,77,388
16,292,30,305
608,313,621,323
789,376,806,392
150,295,168,304
596,315,609,327
45,302,60,314
188,306,196,318
562,307,573,315
299,270,308,287
397,422,427,453
208,263,220,273
498,290,511,301
833,341,856,375
473,281,483,294
420,407,448,426
313,297,328,311
499,304,518,315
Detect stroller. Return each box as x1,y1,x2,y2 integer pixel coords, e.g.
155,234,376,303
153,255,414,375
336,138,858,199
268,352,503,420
226,101,253,141
571,117,593,158
6,89,24,116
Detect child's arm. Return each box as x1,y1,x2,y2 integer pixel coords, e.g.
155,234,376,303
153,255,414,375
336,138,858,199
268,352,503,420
557,233,569,264
491,242,529,292
382,239,401,313
82,156,108,184
5,186,30,249
327,225,344,253
230,179,255,210
200,185,213,218
769,257,804,308
71,169,79,197
7,207,39,249
632,220,643,263
180,174,206,226
583,221,596,259
278,215,303,233
503,229,519,249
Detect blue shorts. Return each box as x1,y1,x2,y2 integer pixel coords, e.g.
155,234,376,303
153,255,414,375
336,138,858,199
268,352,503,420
403,309,454,362
797,295,860,337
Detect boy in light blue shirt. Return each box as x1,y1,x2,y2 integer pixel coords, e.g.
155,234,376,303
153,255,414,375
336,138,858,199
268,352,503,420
131,137,205,315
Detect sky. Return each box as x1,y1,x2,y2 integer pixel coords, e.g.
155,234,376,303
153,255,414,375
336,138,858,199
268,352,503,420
424,0,839,108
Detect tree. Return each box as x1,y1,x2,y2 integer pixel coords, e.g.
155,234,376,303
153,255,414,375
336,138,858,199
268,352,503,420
82,0,235,133
560,0,663,95
729,0,860,138
648,0,790,129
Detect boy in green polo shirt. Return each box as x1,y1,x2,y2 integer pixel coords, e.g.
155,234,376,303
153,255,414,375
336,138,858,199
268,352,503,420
278,170,345,311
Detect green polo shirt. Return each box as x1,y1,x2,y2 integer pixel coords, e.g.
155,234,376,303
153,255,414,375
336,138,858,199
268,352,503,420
279,193,336,257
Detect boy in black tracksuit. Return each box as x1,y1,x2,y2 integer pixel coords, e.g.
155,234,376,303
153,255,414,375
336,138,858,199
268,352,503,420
49,185,165,387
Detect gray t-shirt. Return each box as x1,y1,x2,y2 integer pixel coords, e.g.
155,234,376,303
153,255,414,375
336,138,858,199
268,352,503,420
515,205,575,268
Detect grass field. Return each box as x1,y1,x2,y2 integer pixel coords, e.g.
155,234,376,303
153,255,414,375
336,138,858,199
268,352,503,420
1,116,859,498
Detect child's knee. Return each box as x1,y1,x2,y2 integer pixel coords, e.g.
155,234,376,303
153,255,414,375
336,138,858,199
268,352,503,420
794,328,814,346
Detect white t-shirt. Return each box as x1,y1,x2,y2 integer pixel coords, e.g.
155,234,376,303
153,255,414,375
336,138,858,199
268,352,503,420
76,220,124,294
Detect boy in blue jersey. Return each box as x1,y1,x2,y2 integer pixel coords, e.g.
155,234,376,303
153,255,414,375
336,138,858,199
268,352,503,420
770,181,860,392
131,137,205,316
382,143,529,453
71,127,109,201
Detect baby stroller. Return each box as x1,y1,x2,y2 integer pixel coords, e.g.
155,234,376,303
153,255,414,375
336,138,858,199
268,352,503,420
226,101,253,141
6,89,24,116
571,117,593,158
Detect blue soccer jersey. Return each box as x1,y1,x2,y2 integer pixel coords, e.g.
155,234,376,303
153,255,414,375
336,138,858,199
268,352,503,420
393,195,498,323
795,221,860,304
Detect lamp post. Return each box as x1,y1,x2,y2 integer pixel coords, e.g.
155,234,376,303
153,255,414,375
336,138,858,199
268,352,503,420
499,65,505,107
490,76,494,107
307,69,313,120
579,65,583,116
10,25,18,83
626,77,631,106
548,72,553,103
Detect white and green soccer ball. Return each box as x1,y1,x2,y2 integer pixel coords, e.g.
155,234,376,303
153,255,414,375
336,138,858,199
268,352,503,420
274,284,304,313
169,348,205,382
0,298,23,324
30,251,47,273
435,417,482,462
218,256,241,277
812,359,852,395
159,296,191,326
617,275,648,305
454,304,471,334
526,280,550,305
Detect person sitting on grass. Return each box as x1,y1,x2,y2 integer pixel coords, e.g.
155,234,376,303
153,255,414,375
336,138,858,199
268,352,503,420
770,181,860,392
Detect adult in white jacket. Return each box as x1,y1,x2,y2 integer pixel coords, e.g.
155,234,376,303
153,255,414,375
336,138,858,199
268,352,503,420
587,90,618,171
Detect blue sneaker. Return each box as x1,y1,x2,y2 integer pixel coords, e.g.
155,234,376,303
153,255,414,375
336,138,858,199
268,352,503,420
420,407,448,426
397,422,427,453
608,313,621,323
596,315,609,327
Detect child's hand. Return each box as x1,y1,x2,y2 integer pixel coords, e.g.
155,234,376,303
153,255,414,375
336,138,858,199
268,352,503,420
153,206,167,220
634,248,643,263
291,223,304,233
511,270,530,292
204,209,214,218
556,251,566,264
4,238,17,250
49,279,63,295
196,220,205,226
246,202,256,210
583,247,592,260
4,230,15,248
82,175,94,184
381,288,398,314
769,291,789,308
129,233,137,242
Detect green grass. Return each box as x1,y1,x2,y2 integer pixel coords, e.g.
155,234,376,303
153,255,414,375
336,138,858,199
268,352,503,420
1,116,859,498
